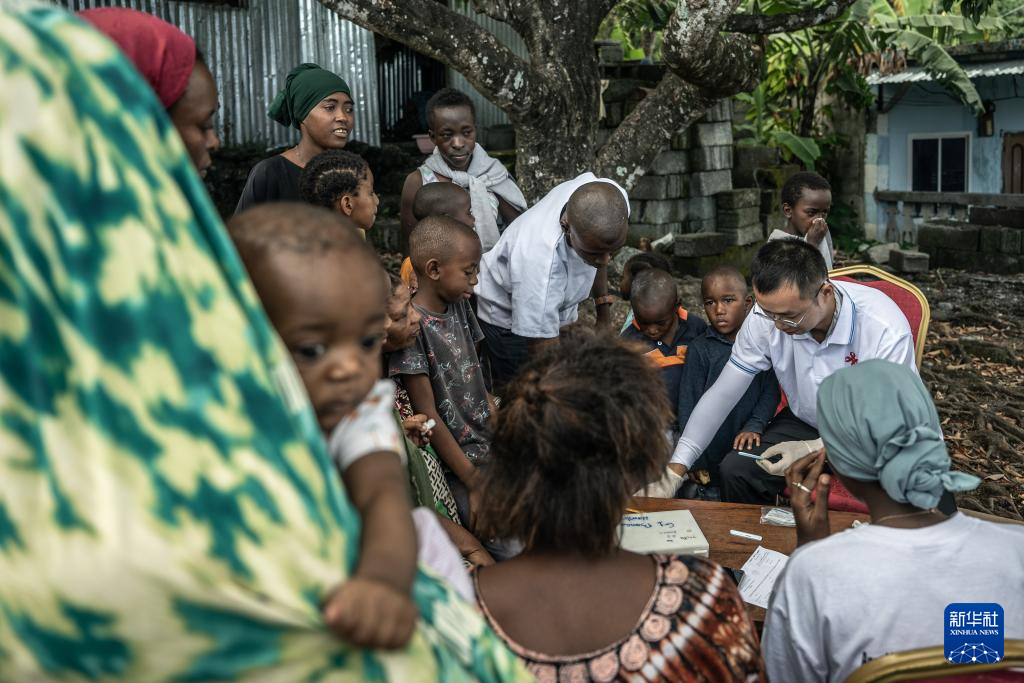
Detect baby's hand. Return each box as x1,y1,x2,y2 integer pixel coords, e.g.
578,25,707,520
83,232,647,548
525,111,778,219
806,216,828,246
322,576,418,650
733,431,762,451
401,414,434,447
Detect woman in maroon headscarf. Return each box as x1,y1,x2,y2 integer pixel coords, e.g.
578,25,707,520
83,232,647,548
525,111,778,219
80,7,220,178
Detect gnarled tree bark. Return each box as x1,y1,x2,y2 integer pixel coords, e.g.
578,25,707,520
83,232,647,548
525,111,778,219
319,0,853,201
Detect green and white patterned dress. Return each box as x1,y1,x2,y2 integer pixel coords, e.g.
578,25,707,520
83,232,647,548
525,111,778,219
0,2,528,680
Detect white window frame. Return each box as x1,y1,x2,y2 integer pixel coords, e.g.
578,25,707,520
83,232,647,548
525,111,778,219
907,132,972,193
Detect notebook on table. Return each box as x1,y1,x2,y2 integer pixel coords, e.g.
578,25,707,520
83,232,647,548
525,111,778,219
618,510,710,557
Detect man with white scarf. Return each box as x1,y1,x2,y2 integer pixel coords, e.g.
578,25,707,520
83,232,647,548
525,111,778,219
399,88,527,252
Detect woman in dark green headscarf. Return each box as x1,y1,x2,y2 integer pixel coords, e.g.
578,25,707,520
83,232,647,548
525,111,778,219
235,63,355,214
0,4,528,680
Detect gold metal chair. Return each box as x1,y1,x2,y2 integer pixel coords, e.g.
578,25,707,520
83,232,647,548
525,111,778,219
846,639,1024,683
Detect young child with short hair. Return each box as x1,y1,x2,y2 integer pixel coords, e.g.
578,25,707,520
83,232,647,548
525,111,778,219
399,87,526,252
382,273,495,569
769,171,834,269
618,251,672,333
413,182,474,227
620,268,707,422
471,328,765,680
299,149,379,232
388,216,490,526
228,203,468,644
677,265,781,491
399,182,475,290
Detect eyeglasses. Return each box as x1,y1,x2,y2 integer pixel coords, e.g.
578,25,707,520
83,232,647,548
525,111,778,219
753,281,827,328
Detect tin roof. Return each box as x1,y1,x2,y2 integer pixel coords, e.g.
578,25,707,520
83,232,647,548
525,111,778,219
867,58,1024,84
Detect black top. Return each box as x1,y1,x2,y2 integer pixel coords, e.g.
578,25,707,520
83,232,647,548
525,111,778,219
677,326,781,467
234,155,304,215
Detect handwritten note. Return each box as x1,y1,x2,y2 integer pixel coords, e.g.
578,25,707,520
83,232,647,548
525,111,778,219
738,546,789,609
618,510,709,557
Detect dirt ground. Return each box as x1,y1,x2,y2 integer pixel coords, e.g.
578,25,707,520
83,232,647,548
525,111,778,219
910,268,1024,521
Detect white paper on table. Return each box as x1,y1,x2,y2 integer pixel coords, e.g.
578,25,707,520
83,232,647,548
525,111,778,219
737,546,789,609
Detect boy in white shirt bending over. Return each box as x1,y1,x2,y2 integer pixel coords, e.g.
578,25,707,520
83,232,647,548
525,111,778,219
474,173,628,393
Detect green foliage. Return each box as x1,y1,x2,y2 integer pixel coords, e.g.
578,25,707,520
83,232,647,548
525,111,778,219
735,0,1004,170
598,0,677,61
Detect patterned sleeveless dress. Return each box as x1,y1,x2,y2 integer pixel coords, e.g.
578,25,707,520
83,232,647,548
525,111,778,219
474,555,766,682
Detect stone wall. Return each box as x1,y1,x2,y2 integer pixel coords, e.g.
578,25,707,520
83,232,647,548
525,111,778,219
599,86,736,245
917,210,1024,274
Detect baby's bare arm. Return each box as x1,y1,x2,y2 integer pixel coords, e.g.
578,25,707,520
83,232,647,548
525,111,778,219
322,452,419,649
343,452,417,591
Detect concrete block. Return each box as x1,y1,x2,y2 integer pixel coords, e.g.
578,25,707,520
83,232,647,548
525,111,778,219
979,225,1022,255
917,222,979,253
629,200,642,219
670,128,692,151
969,207,1024,229
694,122,732,147
688,196,716,221
866,242,900,265
674,232,729,257
630,174,669,200
642,200,687,224
689,146,732,172
720,224,763,246
665,174,685,199
702,99,732,122
688,218,718,233
934,249,1020,274
716,207,760,231
889,249,929,273
690,170,732,198
716,188,761,210
650,150,689,175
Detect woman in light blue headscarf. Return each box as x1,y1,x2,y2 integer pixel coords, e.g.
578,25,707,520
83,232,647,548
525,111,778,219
761,360,1024,683
792,358,977,542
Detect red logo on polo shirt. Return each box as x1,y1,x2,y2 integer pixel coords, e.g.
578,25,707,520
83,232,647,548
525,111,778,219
845,352,859,365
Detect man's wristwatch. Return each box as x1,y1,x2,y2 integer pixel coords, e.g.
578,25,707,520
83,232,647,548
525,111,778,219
593,294,616,306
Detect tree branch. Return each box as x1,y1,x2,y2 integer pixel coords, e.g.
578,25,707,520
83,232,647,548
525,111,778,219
724,0,857,34
320,0,545,116
662,0,762,98
595,73,715,189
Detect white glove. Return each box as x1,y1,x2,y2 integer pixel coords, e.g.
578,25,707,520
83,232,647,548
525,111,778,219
635,466,685,498
755,438,824,476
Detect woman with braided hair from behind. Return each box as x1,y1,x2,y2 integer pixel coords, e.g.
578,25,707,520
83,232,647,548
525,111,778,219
471,327,765,682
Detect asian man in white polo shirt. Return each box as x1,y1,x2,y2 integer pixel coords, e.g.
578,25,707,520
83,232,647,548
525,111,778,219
655,239,920,503
475,173,628,392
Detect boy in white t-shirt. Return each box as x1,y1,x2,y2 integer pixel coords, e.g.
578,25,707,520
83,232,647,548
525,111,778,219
768,171,834,270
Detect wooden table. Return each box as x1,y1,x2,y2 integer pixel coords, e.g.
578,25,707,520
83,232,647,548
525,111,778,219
630,497,869,621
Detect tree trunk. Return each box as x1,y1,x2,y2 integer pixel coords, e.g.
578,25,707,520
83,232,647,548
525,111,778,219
319,0,850,199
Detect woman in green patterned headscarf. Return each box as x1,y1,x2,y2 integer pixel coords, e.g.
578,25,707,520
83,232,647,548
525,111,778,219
0,3,527,680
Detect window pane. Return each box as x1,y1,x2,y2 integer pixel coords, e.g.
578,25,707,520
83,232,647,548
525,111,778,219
912,139,939,192
941,137,967,193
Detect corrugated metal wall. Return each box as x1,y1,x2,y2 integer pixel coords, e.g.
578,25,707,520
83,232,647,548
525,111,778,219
62,0,380,148
448,0,527,131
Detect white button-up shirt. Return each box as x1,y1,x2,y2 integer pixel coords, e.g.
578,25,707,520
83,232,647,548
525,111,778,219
474,173,628,339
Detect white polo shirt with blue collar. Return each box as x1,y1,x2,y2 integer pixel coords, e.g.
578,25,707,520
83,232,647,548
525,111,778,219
671,280,916,467
474,172,629,339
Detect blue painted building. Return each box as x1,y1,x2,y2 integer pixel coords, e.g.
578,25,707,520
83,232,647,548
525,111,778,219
864,40,1024,239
